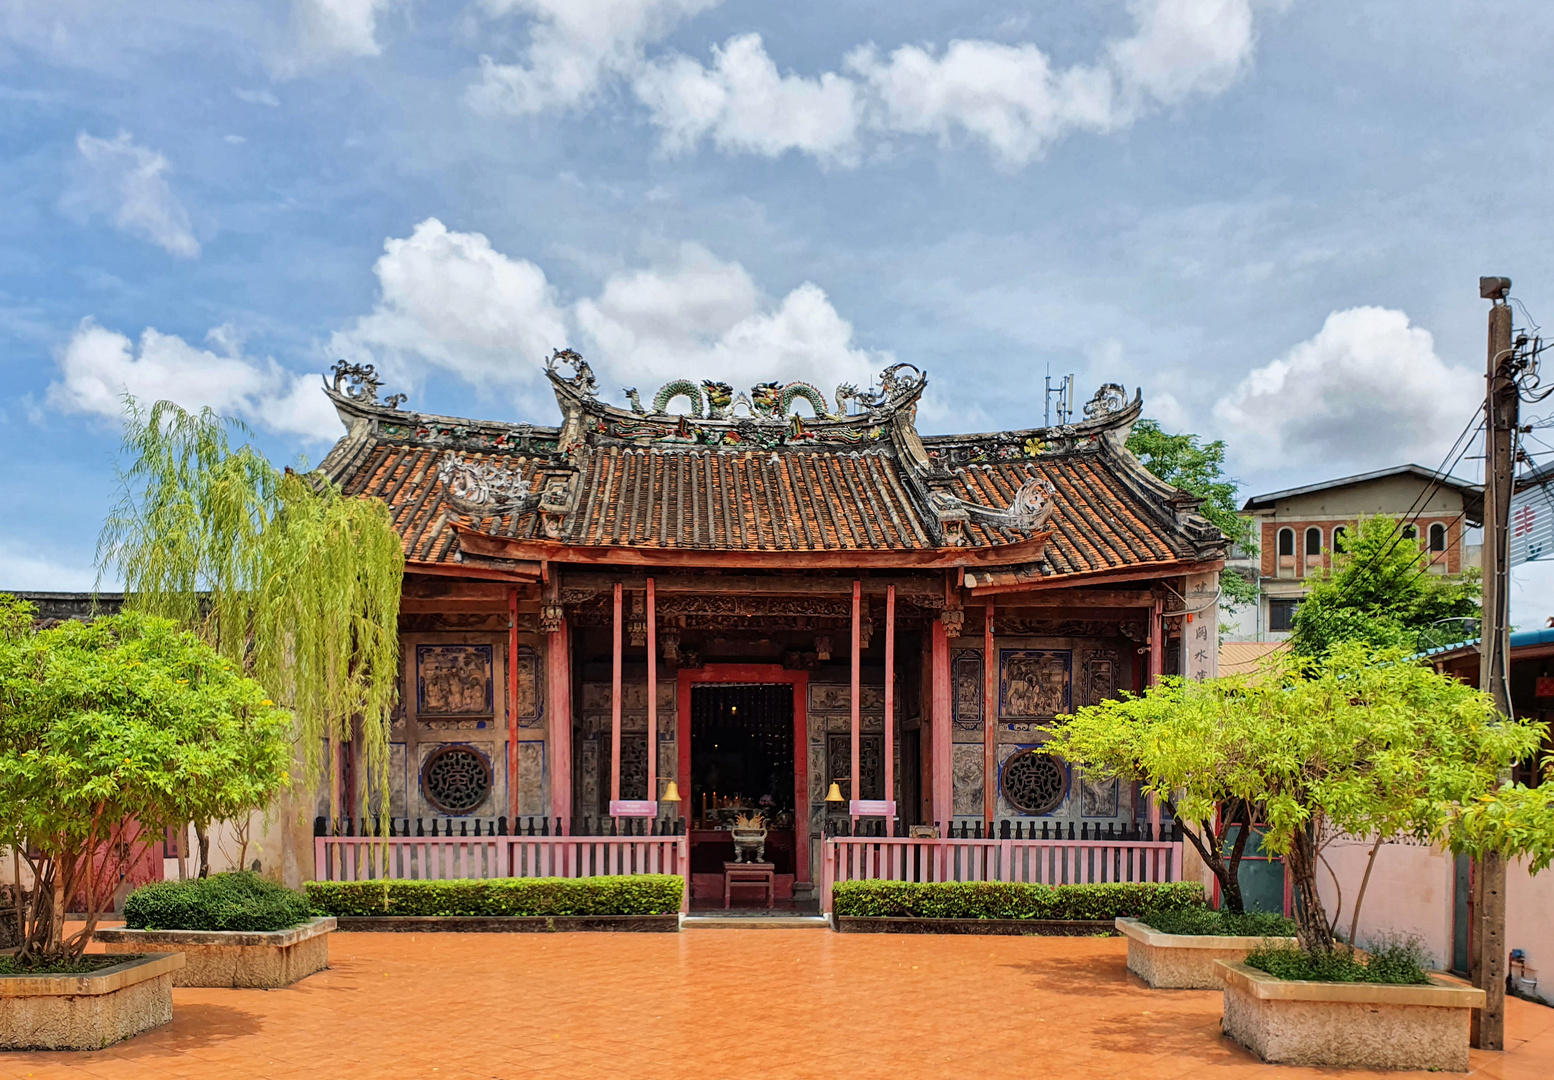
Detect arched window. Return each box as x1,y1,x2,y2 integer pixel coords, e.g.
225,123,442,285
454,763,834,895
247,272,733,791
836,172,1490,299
1402,523,1418,541
1278,528,1295,557
1305,527,1322,557
1332,525,1348,552
1430,523,1447,552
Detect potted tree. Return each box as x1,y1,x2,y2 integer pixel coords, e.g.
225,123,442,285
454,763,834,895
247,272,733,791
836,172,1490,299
1200,645,1536,1070
0,599,291,1049
1045,670,1296,989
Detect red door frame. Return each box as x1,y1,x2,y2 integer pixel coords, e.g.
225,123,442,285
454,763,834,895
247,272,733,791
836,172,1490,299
678,664,810,884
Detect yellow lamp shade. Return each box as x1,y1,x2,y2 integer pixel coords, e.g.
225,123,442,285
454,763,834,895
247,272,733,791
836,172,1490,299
660,780,682,803
825,781,845,803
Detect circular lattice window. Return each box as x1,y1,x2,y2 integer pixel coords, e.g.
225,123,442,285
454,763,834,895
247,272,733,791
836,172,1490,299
421,745,492,815
1002,749,1067,815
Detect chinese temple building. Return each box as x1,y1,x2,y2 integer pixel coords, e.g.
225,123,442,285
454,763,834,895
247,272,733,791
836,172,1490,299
316,352,1226,905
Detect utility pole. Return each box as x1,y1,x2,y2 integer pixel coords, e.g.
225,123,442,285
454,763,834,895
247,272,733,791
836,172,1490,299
1474,275,1516,1051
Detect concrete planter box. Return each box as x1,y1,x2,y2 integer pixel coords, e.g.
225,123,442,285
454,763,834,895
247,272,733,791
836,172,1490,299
1115,917,1296,989
96,917,335,989
836,917,1115,936
1214,960,1485,1072
333,914,678,933
0,953,183,1051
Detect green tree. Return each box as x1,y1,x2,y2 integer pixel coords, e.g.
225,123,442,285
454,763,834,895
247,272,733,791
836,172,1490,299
1043,672,1262,914
1125,419,1257,607
0,608,291,962
1049,643,1543,951
1290,514,1480,658
97,399,404,867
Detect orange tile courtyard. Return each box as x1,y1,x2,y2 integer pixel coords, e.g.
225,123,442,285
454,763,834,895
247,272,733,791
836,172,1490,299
10,930,1554,1080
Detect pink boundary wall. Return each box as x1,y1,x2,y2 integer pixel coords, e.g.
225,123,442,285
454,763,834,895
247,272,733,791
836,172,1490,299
1315,837,1554,1006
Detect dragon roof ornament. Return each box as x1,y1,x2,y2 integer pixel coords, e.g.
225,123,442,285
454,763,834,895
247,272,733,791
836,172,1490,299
327,360,406,410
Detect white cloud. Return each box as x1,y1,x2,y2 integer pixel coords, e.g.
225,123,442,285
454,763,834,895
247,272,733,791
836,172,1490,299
329,217,569,404
469,0,720,115
289,0,393,66
48,318,340,440
0,540,98,592
1213,307,1480,471
633,0,1260,166
233,87,280,106
574,243,885,398
65,132,200,258
330,222,886,413
633,33,862,163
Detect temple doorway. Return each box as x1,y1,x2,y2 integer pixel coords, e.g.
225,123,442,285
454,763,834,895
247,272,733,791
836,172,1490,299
687,684,802,907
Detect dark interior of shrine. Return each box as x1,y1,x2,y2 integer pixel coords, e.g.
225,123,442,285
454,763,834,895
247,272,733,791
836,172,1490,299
690,683,795,816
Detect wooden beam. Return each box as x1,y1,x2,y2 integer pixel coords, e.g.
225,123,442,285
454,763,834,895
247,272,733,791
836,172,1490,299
931,619,951,830
558,571,943,599
884,584,895,838
404,559,543,583
983,599,996,824
452,523,1051,570
851,580,861,816
991,589,1154,608
966,560,1224,596
647,577,657,811
403,579,514,600
611,582,623,810
399,599,512,614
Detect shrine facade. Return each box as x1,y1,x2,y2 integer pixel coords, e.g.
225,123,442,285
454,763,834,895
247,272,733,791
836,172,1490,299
316,353,1225,902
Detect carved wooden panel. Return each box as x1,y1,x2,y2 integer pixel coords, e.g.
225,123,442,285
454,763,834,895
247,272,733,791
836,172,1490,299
827,734,882,801
952,651,982,731
999,649,1071,719
1001,748,1067,815
421,745,492,814
417,644,494,717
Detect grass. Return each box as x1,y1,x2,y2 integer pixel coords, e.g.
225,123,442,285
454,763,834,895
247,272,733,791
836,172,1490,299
0,954,137,976
1245,934,1433,985
1141,907,1297,937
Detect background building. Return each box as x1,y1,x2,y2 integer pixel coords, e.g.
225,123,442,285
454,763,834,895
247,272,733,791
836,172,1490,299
1224,466,1484,641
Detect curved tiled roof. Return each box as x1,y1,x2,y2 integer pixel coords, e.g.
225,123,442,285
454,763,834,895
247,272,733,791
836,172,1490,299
317,362,1225,578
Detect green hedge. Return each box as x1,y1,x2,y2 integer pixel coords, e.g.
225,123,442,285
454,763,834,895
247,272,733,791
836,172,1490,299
832,881,1205,921
124,871,313,932
305,874,684,918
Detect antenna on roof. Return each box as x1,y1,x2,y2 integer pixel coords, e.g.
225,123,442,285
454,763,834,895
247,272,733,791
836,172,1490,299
1044,370,1073,427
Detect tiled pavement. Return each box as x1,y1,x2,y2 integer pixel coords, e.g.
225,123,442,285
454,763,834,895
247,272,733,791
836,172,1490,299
9,930,1554,1079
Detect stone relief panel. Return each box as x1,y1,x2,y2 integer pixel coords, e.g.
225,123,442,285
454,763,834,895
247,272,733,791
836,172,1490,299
417,644,494,717
581,681,676,714
511,645,543,728
516,740,545,817
999,650,1071,719
951,744,983,816
1000,748,1068,817
1082,651,1119,708
578,738,599,819
952,650,982,732
808,683,886,712
827,734,883,801
616,735,649,801
415,741,497,817
362,742,408,819
657,739,677,793
808,742,827,803
1080,771,1119,817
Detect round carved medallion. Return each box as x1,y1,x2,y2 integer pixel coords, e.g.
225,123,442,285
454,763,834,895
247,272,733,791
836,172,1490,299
421,745,492,815
1002,749,1067,816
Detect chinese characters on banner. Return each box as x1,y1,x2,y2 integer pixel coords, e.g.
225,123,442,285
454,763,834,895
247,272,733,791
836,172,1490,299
1183,572,1218,682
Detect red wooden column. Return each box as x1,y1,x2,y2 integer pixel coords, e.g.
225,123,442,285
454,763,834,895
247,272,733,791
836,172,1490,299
930,618,952,830
508,585,520,824
646,578,657,810
1148,596,1164,836
983,599,996,825
884,584,896,836
610,582,623,814
546,613,572,832
850,579,861,825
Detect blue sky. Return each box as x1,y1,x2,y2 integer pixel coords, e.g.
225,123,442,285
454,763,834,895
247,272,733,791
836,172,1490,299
3,1,1553,618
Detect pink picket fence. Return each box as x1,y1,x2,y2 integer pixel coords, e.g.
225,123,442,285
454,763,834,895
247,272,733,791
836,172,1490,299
820,836,1184,913
314,835,691,911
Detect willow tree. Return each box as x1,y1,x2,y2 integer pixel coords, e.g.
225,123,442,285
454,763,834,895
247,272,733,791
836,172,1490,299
97,399,404,865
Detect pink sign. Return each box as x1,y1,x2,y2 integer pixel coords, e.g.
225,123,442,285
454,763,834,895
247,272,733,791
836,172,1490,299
609,799,658,818
849,799,896,817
